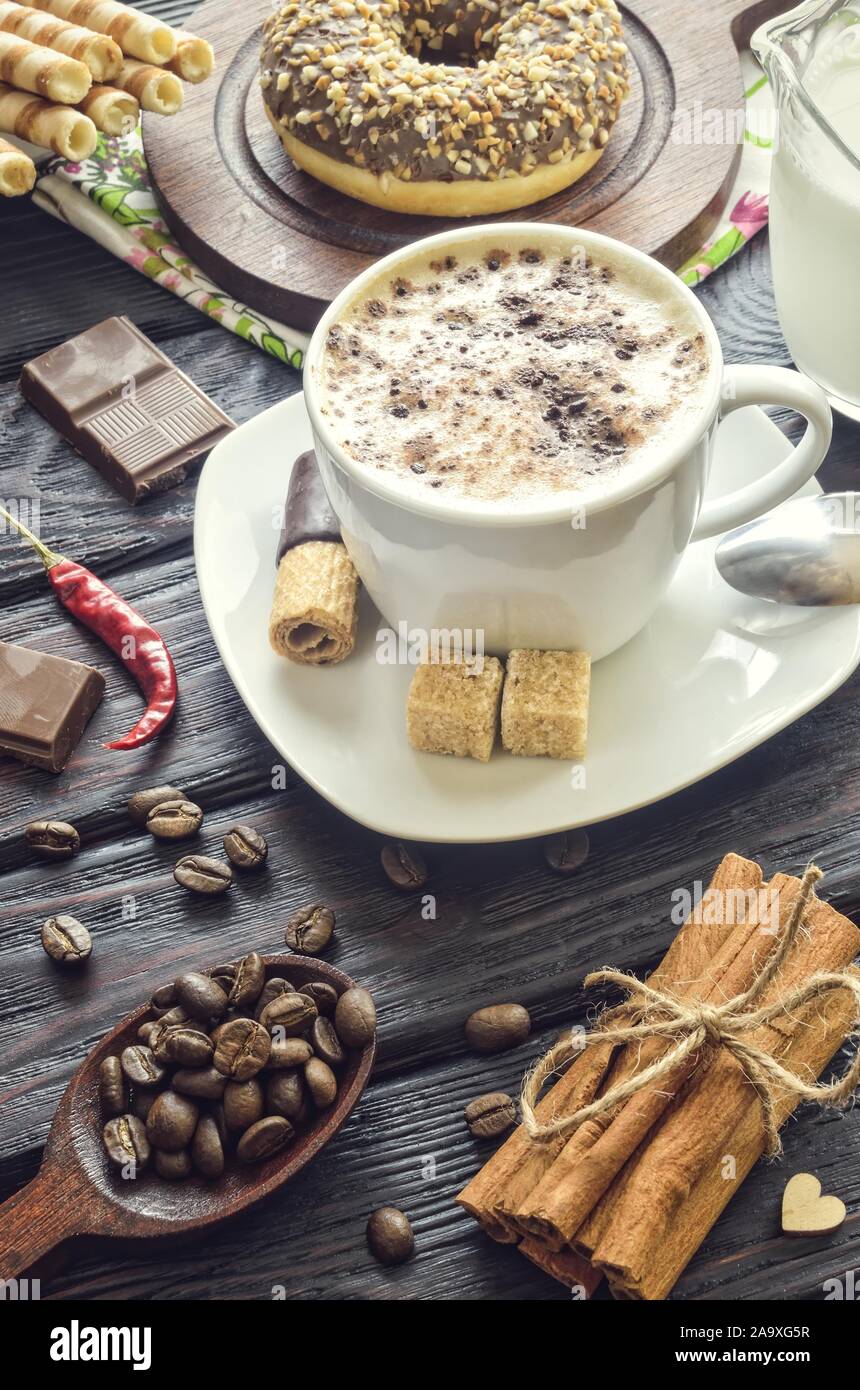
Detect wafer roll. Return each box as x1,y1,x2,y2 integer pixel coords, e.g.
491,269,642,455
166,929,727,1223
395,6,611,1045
0,80,95,155
26,0,176,64
0,132,34,193
167,30,213,84
78,79,134,134
0,29,90,101
113,57,180,114
0,1,122,80
269,542,359,666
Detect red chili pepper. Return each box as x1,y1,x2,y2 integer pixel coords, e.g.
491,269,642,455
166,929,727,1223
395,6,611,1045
0,507,177,750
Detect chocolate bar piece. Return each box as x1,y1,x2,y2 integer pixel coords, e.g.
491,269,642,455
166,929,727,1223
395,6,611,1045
0,640,105,773
276,449,340,565
19,316,235,504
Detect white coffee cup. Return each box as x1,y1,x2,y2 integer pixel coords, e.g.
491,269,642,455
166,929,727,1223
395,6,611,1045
304,223,832,660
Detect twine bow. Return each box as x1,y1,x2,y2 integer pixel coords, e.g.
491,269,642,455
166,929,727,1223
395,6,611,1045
521,865,860,1157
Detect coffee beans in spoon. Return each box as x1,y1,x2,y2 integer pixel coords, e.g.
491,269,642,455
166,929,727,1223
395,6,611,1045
97,956,377,1183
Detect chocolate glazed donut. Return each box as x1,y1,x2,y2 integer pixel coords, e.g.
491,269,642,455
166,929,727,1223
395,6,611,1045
260,0,630,216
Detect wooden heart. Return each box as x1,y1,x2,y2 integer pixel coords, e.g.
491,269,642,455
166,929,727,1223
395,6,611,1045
782,1173,847,1237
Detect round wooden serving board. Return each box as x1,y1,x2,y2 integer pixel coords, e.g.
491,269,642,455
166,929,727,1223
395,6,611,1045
145,0,781,332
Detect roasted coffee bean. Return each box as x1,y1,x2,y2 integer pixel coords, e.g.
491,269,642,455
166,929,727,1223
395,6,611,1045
209,962,237,993
103,1115,150,1171
268,1037,313,1069
128,784,187,827
265,1070,306,1122
145,1019,170,1054
299,981,338,1016
145,1091,199,1152
304,1057,337,1109
464,1092,517,1139
209,1102,228,1146
464,1004,531,1055
172,1066,228,1100
334,987,377,1048
137,1021,158,1045
150,982,177,1014
146,799,203,841
98,1056,127,1117
223,825,268,870
380,841,429,891
311,1016,345,1068
40,914,91,965
174,972,229,1022
155,1149,193,1180
223,1078,264,1132
237,1115,294,1163
284,904,334,955
543,829,590,876
153,1026,214,1068
26,819,80,859
131,1090,156,1121
174,855,233,895
254,977,294,1019
366,1207,414,1266
228,952,266,1008
213,1018,271,1080
159,1005,191,1028
192,1115,225,1179
260,992,317,1036
120,1045,166,1087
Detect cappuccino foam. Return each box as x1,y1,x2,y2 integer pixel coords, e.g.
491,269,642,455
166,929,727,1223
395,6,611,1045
319,241,711,505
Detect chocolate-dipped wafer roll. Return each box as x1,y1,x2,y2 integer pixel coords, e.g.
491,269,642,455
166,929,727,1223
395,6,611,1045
0,29,91,102
167,30,213,85
26,0,177,65
78,79,135,134
113,57,180,114
0,133,34,194
0,2,122,81
268,450,360,666
0,81,95,155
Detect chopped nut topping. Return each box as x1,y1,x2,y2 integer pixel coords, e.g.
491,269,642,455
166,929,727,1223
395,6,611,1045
260,0,630,185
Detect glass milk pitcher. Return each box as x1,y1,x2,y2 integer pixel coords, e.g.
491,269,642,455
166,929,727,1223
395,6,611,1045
753,2,860,419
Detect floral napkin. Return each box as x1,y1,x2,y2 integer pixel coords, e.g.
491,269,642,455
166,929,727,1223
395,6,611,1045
30,53,773,370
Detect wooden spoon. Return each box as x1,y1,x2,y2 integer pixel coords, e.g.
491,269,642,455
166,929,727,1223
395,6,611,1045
0,956,376,1280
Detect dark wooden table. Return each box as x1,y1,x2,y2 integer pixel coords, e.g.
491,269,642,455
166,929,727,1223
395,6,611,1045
1,0,859,1304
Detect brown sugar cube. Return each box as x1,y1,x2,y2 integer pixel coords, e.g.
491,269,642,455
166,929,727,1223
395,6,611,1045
407,658,504,762
501,650,591,760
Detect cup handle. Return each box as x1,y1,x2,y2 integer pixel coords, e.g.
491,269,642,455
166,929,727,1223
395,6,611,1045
691,364,832,542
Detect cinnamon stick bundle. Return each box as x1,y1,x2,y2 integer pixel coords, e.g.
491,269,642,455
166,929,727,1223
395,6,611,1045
585,878,860,1298
515,863,791,1249
457,855,860,1300
457,854,765,1243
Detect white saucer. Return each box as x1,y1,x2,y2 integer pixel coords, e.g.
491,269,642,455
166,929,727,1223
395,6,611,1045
194,395,860,843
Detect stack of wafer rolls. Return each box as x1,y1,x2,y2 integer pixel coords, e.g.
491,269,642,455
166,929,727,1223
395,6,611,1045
0,0,215,191
0,130,33,191
26,0,178,64
0,2,121,80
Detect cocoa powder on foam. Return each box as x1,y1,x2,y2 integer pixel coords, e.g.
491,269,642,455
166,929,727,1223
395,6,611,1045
320,244,711,505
